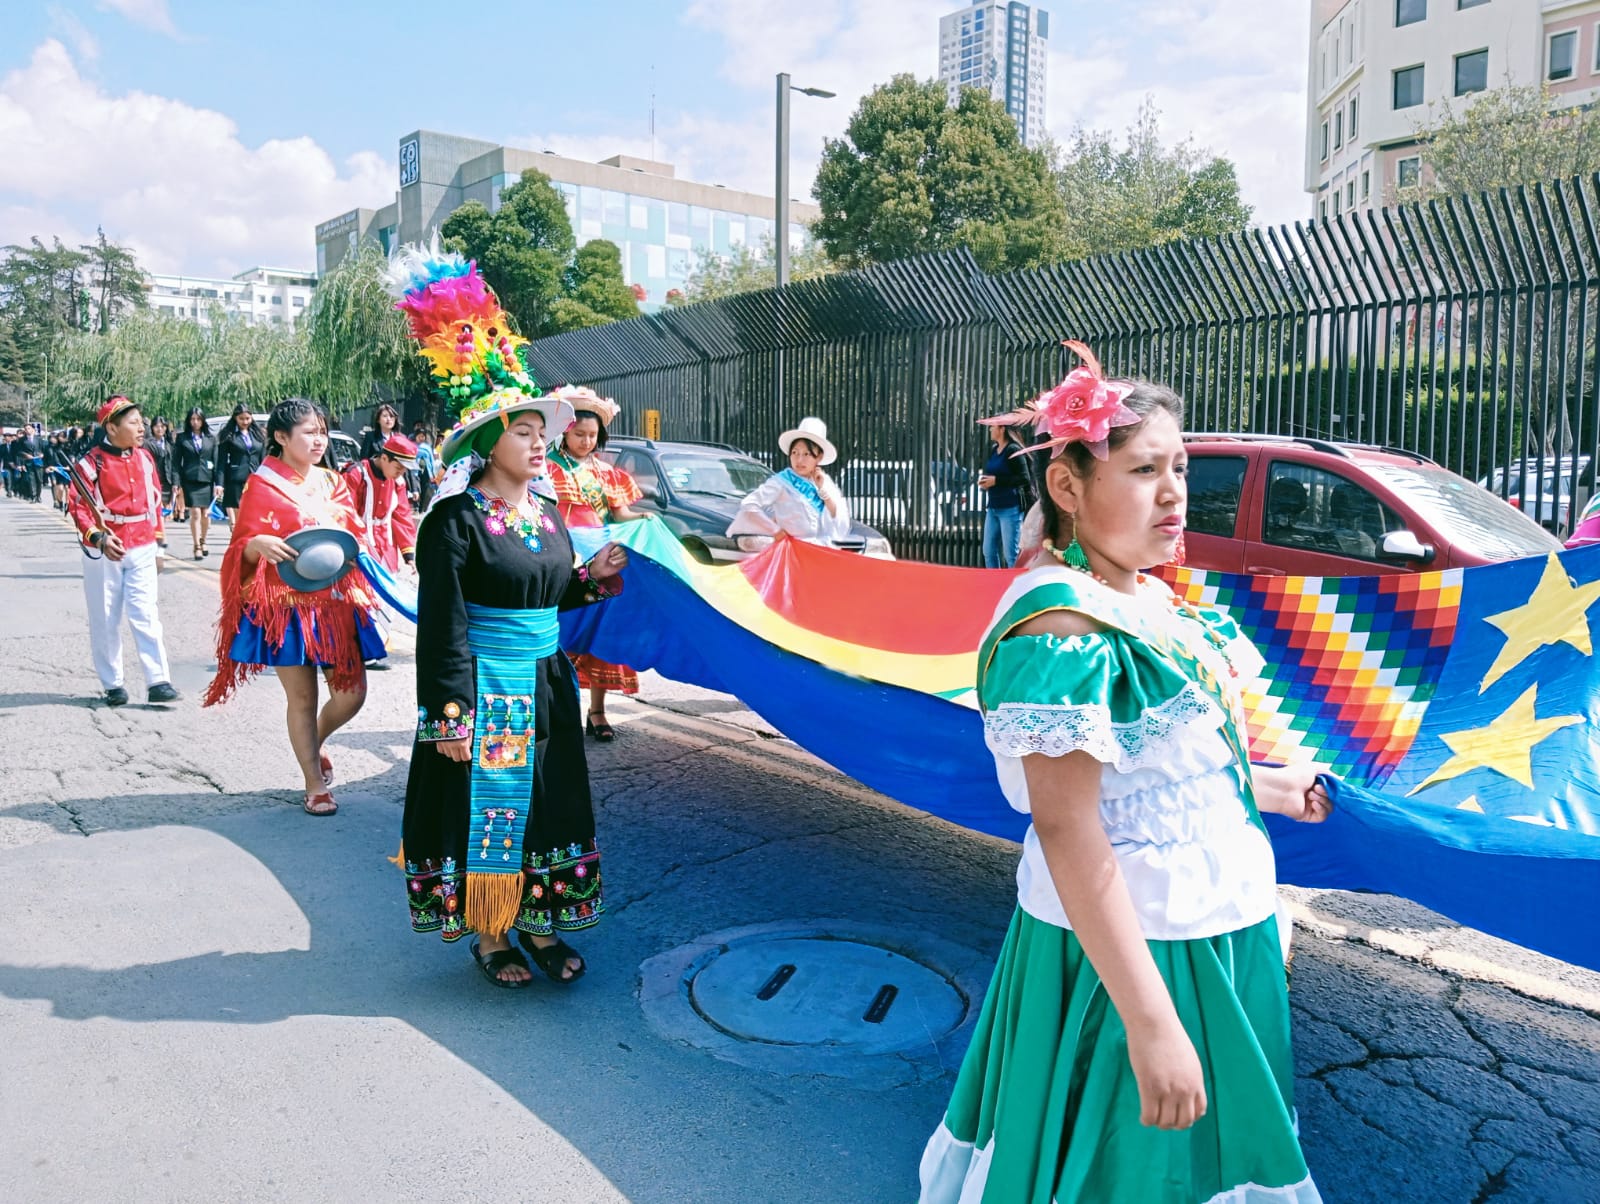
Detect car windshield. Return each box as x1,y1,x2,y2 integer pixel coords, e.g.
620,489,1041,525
657,451,770,498
1368,464,1559,559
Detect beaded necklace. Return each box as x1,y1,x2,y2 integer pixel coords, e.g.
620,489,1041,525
469,485,558,553
1040,537,1238,679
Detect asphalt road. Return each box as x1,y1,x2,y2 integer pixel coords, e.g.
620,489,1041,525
0,493,1596,1203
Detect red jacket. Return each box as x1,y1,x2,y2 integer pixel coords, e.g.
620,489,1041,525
68,442,164,551
341,459,417,571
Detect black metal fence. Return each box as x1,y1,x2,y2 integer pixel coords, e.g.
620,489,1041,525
523,175,1600,564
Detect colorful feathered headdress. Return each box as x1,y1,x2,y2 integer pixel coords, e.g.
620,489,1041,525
981,341,1140,460
386,237,570,464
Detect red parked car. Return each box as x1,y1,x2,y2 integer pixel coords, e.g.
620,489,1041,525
1180,435,1559,576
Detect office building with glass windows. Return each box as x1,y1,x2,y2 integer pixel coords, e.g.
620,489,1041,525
938,2,1050,147
1307,0,1600,221
314,130,820,311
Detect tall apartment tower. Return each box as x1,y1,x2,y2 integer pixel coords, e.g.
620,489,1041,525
1307,0,1600,222
938,2,1050,147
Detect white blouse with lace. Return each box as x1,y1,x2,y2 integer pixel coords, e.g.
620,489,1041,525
983,568,1278,943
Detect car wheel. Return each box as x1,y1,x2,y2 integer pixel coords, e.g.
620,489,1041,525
682,539,714,565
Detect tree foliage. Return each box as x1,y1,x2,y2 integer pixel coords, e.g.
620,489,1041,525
665,235,835,306
1053,99,1253,259
301,242,425,414
812,74,1070,273
440,168,638,338
1395,83,1600,204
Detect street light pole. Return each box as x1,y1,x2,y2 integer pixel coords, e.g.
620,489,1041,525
773,74,835,417
776,72,792,291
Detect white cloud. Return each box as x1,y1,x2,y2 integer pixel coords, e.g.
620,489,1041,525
0,40,390,277
95,0,179,37
47,6,100,63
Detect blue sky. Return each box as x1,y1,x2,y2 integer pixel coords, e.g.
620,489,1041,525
0,0,1310,278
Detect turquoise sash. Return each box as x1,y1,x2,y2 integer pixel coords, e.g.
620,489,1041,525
465,602,560,876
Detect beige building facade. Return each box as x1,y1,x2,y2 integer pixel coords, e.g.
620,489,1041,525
315,130,821,312
1306,0,1600,221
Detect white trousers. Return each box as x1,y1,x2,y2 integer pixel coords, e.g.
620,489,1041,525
82,542,171,691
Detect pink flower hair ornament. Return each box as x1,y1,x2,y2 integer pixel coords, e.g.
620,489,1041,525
980,341,1141,461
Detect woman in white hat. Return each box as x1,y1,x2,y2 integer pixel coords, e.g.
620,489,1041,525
728,416,852,547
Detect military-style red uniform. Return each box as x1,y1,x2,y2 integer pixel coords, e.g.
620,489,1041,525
342,458,418,572
67,441,165,552
68,411,173,697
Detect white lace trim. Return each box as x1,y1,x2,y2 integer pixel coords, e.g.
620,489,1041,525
984,680,1226,773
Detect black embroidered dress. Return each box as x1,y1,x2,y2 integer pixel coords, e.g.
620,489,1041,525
402,486,613,940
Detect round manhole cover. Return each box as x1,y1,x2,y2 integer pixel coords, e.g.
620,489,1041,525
689,935,966,1054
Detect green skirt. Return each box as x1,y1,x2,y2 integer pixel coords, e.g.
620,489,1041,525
919,908,1319,1204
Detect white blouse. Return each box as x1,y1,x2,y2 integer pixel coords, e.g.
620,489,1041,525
728,471,853,545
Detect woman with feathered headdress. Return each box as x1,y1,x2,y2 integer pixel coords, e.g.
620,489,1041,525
390,240,628,988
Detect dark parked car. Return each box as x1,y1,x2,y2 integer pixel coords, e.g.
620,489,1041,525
602,436,895,562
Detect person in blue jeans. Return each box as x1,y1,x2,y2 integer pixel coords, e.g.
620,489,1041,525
979,423,1030,568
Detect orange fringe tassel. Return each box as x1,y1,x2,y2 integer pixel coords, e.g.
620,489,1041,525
203,541,380,707
388,841,405,869
465,871,524,938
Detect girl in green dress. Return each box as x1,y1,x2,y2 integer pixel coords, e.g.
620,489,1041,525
920,345,1332,1203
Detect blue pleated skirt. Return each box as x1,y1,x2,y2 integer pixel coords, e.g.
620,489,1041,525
228,607,386,668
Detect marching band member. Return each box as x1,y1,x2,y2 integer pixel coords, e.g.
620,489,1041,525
66,395,178,707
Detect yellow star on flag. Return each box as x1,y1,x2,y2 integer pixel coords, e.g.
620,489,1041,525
1408,685,1582,796
1479,553,1600,692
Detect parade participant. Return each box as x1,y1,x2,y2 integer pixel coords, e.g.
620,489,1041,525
48,433,70,511
172,408,220,558
389,242,625,988
360,402,402,460
918,344,1329,1204
548,387,645,741
342,432,420,572
143,416,175,546
203,397,383,816
0,430,13,497
18,423,46,503
66,396,178,707
412,422,439,512
727,416,852,548
214,403,264,526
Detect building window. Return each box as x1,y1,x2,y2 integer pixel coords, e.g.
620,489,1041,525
1595,23,1600,72
1396,0,1425,26
1348,181,1357,207
1362,170,1371,200
1398,156,1422,189
1335,110,1344,149
1350,95,1359,139
1321,122,1330,161
1333,191,1342,216
1393,64,1425,109
1458,0,1488,7
1455,48,1488,95
1320,199,1329,221
1549,30,1578,81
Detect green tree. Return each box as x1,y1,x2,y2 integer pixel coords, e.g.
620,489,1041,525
440,168,574,338
302,242,425,416
1395,82,1600,203
812,74,1070,273
81,227,147,334
0,236,93,395
668,234,836,306
1053,99,1253,259
560,240,640,328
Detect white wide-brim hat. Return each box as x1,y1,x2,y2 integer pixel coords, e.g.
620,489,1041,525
778,416,838,466
558,386,622,427
438,389,576,466
277,526,360,592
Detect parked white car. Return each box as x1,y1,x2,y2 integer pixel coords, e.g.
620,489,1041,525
1479,455,1592,537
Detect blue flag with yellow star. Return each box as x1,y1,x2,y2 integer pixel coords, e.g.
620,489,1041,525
1257,547,1600,971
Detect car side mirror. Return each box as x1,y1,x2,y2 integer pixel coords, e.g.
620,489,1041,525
637,480,660,501
1380,530,1435,564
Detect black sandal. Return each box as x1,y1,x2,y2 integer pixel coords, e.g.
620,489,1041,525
585,713,615,742
518,932,587,984
471,940,533,989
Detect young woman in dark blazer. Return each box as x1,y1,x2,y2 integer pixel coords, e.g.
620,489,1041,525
172,408,220,558
214,404,265,527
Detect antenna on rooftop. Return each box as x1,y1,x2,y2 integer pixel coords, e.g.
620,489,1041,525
650,64,657,161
